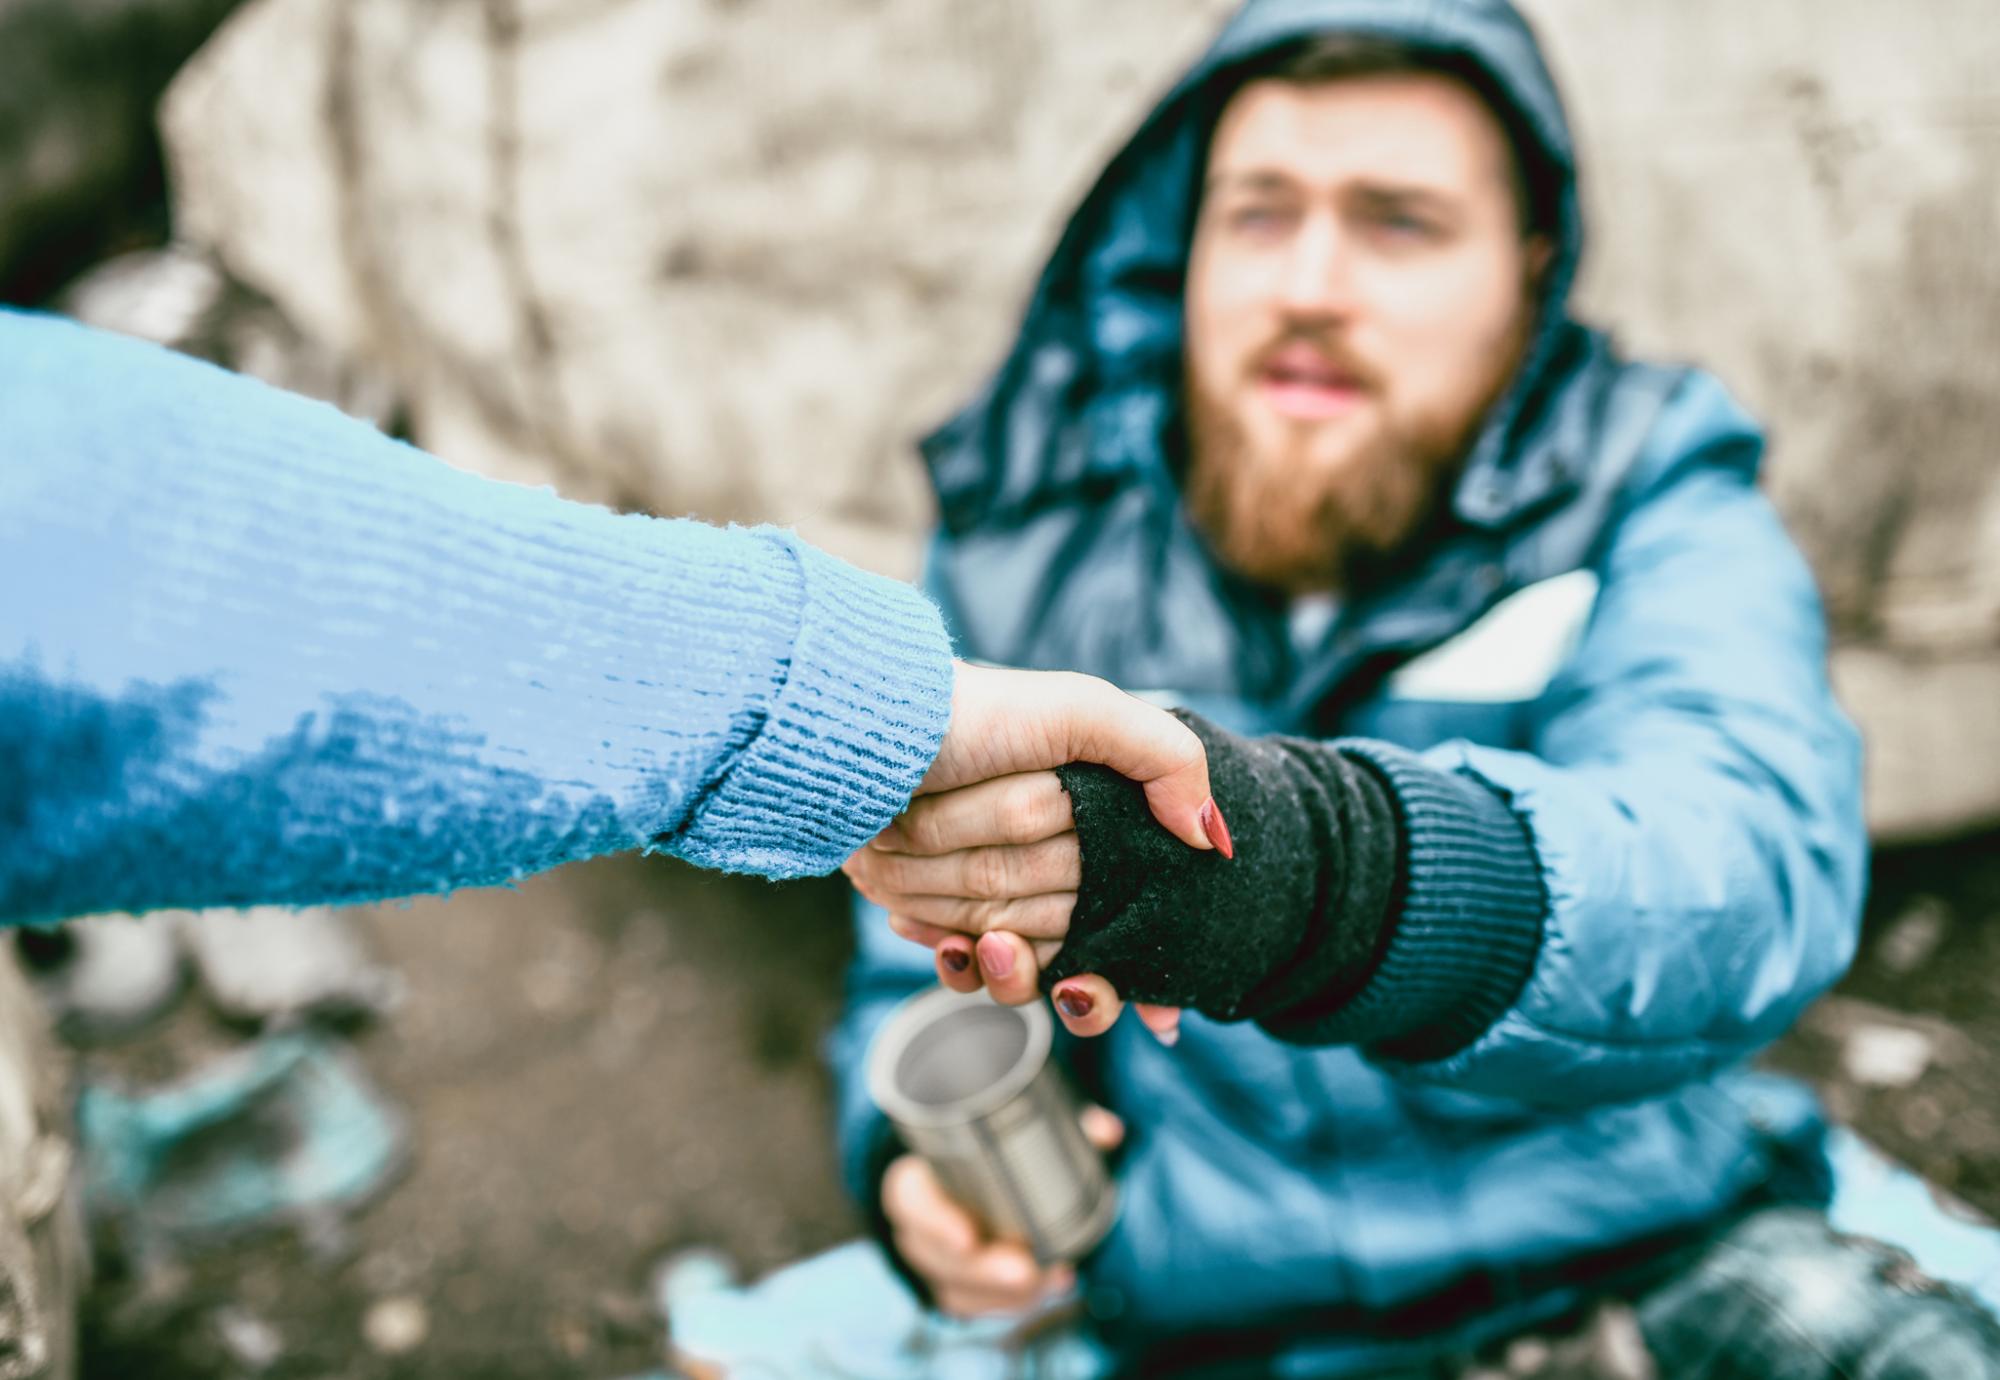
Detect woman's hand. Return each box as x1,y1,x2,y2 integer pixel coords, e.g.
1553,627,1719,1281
918,663,1218,850
848,665,1226,1044
846,664,1221,1041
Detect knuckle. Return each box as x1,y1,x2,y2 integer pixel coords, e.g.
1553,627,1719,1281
964,848,1010,899
1036,836,1078,889
1000,790,1049,843
942,894,983,928
1017,893,1070,938
852,854,893,893
900,806,941,853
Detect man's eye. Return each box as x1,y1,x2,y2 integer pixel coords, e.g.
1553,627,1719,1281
1371,209,1440,241
1227,205,1292,233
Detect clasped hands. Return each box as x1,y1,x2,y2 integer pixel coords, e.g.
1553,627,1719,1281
843,661,1223,1046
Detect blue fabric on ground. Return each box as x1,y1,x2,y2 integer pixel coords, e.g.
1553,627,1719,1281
665,1239,1113,1380
1824,1127,2000,1317
76,1032,404,1244
0,308,954,924
672,1139,2000,1380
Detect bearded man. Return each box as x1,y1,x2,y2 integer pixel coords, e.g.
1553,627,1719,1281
834,1,2000,1375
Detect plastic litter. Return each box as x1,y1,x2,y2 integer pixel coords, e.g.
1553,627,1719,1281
76,1032,405,1257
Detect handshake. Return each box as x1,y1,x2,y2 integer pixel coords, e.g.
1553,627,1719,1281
841,661,1232,1049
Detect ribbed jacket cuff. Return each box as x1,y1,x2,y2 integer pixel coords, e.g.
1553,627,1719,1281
1307,742,1547,1060
672,532,953,878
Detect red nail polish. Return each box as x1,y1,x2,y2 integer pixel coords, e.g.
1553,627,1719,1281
1054,987,1095,1020
940,945,972,974
1200,798,1236,860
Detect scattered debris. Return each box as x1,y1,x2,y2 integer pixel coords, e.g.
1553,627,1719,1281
77,1033,406,1255
177,907,400,1027
213,1305,283,1372
23,904,399,1042
18,915,183,1042
1875,895,1952,976
362,1295,429,1356
1842,1024,1936,1088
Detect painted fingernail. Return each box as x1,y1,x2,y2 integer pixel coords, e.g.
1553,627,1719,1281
977,934,1015,980
1054,986,1094,1020
939,943,972,974
1199,797,1235,860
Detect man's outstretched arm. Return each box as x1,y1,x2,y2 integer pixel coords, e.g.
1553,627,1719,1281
853,377,1867,1104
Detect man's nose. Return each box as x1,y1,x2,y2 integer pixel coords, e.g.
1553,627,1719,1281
1275,213,1355,318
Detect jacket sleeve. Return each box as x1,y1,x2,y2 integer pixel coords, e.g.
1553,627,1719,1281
0,309,953,924
1351,379,1867,1107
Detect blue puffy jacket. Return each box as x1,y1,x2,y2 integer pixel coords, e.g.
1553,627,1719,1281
833,1,1866,1372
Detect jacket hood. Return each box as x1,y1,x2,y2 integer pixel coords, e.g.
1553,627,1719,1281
921,0,1587,537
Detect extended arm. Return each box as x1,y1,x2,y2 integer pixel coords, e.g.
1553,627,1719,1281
0,309,954,922
1043,390,1865,1105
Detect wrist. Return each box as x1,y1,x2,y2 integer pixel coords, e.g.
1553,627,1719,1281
1044,712,1394,1025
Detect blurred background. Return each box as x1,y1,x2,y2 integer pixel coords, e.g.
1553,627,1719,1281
3,0,1996,1375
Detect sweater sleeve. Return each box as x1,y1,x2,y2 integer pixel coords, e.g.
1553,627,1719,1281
0,309,953,925
1046,712,1546,1056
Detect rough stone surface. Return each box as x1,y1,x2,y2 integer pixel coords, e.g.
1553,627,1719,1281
161,0,1239,572
1521,0,2000,840
0,949,83,1380
1525,0,2000,651
54,245,400,427
158,0,2000,837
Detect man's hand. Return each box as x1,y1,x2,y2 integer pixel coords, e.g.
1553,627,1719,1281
882,1106,1124,1318
843,770,1183,1043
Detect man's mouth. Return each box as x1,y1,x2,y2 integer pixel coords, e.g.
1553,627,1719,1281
1254,344,1369,421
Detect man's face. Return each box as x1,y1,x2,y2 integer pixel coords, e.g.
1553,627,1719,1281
1182,71,1547,591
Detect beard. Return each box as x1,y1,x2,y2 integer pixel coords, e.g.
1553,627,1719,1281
1181,349,1500,595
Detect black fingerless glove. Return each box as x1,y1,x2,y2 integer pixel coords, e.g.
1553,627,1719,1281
1046,711,1548,1054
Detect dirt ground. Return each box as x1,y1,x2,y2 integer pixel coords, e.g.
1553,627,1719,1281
57,829,2000,1379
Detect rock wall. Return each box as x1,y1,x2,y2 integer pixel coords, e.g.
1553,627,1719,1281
1518,0,2000,842
0,949,81,1380
161,0,1238,570
159,0,2000,839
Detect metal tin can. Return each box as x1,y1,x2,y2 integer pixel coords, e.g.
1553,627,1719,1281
866,987,1116,1264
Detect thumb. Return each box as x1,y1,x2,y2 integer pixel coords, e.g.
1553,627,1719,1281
1079,1105,1125,1153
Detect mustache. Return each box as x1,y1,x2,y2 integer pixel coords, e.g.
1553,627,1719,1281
1246,328,1382,391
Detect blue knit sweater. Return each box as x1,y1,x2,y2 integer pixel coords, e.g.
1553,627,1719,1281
0,309,955,925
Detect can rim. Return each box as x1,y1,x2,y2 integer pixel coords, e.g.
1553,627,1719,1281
865,987,1053,1129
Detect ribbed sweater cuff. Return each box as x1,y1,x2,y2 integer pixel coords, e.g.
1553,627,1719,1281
1307,742,1547,1060
671,533,953,878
